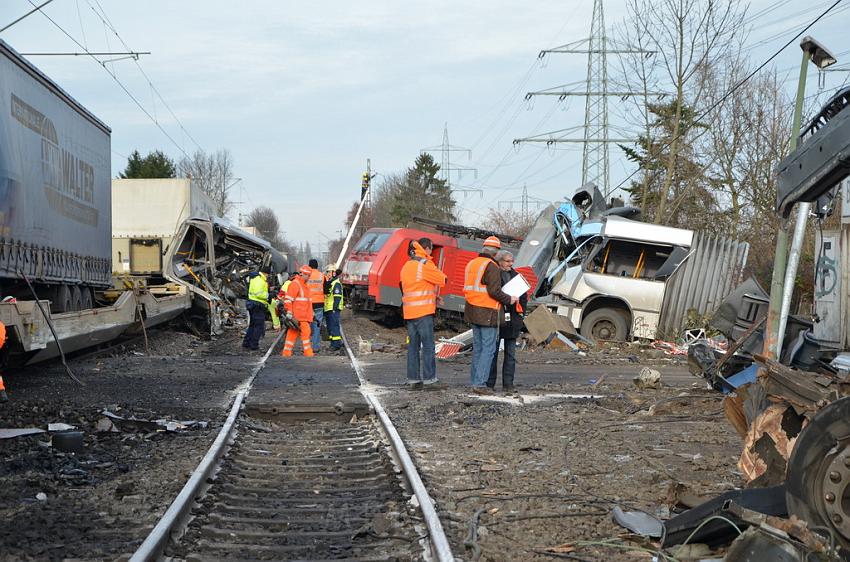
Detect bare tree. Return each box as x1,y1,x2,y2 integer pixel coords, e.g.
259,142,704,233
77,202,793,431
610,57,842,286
623,0,746,223
616,0,663,215
178,149,236,216
481,207,537,239
244,206,295,253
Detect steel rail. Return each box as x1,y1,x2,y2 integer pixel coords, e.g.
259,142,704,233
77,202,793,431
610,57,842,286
128,332,283,562
341,326,456,562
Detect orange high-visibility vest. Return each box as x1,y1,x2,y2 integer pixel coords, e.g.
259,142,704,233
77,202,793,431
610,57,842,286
284,276,315,322
401,259,437,319
464,257,500,310
307,268,325,305
0,321,5,350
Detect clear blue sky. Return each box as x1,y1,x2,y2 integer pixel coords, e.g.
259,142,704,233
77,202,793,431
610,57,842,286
3,0,848,255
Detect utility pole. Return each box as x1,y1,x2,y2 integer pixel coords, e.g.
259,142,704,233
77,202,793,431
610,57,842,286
513,0,658,196
764,37,838,359
422,123,482,197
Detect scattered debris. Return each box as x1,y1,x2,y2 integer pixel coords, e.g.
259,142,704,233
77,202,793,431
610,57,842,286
51,430,84,453
633,367,661,390
100,410,208,433
611,505,663,538
436,329,473,359
523,306,578,346
358,338,373,355
0,428,45,439
662,486,786,548
739,403,802,485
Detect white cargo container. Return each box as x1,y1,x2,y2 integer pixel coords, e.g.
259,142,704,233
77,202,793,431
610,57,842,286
111,178,216,275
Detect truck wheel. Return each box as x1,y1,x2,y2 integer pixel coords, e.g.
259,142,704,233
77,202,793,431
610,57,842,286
81,287,94,310
51,284,73,314
581,308,629,342
71,286,83,312
786,397,850,549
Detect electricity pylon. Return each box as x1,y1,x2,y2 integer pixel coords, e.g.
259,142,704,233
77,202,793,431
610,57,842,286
421,123,482,197
513,0,657,195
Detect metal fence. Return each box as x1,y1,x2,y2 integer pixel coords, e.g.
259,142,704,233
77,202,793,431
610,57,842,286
657,232,750,339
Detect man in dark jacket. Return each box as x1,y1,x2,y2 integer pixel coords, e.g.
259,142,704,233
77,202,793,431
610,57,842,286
463,236,517,394
487,250,527,393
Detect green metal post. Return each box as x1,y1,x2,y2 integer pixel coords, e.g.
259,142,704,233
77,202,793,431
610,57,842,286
763,50,811,359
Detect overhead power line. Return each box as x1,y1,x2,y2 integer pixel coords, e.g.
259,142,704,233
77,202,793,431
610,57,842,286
607,0,845,196
25,0,193,159
0,0,55,33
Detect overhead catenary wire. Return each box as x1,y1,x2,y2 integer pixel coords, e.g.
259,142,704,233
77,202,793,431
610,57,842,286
25,0,194,160
86,0,204,153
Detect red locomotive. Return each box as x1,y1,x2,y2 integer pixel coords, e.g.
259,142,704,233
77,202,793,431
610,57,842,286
341,219,524,326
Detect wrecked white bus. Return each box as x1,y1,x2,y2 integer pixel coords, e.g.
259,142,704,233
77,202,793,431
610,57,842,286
517,189,749,342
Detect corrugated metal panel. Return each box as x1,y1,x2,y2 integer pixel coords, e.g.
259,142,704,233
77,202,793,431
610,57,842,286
657,232,750,338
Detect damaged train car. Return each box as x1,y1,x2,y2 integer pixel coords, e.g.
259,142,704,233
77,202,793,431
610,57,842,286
516,185,749,342
164,217,288,334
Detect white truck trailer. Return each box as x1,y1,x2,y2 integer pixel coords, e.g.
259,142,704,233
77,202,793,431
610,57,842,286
111,178,216,276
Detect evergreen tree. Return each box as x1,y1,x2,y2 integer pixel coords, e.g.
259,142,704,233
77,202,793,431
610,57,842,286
389,153,456,226
119,150,177,179
619,101,713,227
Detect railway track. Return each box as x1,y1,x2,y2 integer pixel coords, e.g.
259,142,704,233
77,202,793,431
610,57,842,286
128,330,454,562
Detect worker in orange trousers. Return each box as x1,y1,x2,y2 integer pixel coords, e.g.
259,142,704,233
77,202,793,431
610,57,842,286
0,320,7,402
281,265,315,357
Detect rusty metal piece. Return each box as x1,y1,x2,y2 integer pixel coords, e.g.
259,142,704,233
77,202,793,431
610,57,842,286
739,404,803,484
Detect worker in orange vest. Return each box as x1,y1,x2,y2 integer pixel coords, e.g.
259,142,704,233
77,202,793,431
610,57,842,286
463,236,516,394
281,265,315,357
400,238,447,390
306,259,325,353
0,320,7,401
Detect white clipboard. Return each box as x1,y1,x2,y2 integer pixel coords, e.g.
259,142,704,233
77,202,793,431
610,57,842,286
501,273,530,298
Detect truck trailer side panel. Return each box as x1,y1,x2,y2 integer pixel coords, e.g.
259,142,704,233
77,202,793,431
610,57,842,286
111,178,216,239
111,178,216,274
0,39,111,288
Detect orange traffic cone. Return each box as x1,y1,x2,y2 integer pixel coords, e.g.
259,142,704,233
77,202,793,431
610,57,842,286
0,375,7,402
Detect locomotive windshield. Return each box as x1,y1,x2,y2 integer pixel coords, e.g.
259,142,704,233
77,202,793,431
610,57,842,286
353,231,391,254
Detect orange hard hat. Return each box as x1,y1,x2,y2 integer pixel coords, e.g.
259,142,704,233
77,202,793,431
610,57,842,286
299,265,312,275
483,236,501,249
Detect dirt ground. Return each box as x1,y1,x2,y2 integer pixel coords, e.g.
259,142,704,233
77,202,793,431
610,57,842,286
0,322,277,562
0,308,741,562
345,311,743,561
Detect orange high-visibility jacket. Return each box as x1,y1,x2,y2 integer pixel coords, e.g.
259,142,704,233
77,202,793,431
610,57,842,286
284,276,315,322
400,242,447,320
464,256,500,310
307,268,325,305
0,320,5,350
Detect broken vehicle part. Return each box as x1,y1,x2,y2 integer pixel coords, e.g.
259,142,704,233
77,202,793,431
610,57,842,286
739,403,804,486
755,355,840,416
662,485,787,548
786,396,850,549
724,527,806,562
164,217,287,334
611,506,663,538
776,86,850,218
709,278,768,356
